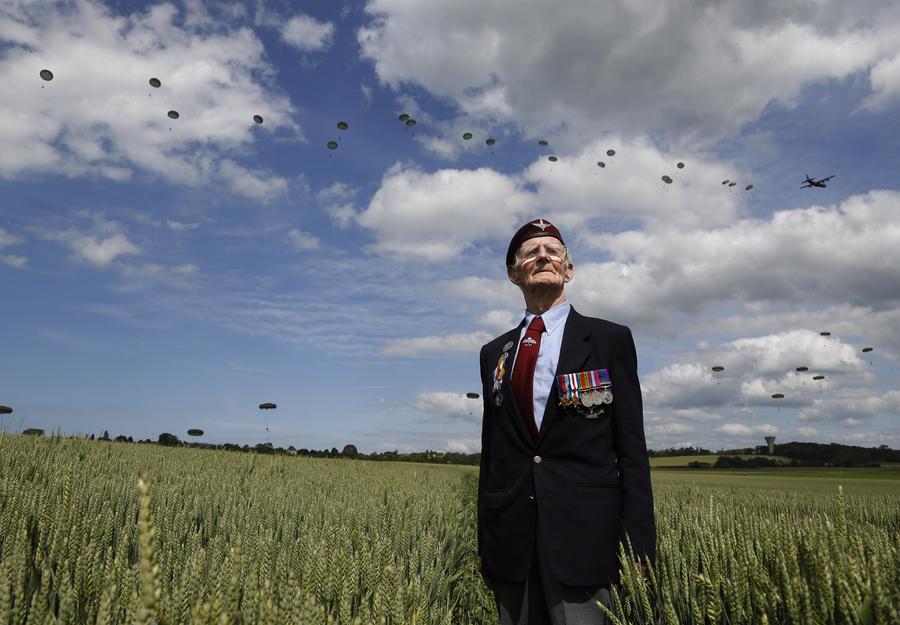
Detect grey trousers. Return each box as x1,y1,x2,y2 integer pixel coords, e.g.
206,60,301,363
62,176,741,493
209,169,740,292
492,542,613,625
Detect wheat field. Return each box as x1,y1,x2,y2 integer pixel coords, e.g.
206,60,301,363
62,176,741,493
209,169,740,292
0,434,897,624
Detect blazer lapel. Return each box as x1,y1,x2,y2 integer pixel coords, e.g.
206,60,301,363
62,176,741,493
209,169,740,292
537,308,592,444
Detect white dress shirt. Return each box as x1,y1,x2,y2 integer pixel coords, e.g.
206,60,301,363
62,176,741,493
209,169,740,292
511,301,571,429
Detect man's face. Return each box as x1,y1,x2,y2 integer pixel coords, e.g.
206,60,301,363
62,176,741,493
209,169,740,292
508,235,573,290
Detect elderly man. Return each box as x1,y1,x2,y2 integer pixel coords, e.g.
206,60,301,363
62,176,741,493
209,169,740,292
477,218,656,625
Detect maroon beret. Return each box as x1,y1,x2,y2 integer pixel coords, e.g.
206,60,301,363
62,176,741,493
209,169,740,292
506,218,565,267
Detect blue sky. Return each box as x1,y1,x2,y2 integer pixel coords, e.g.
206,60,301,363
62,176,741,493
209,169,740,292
2,0,899,453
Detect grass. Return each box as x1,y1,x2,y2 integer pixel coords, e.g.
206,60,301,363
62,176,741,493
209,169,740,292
0,434,897,624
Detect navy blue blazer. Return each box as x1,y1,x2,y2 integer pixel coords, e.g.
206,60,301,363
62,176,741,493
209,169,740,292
477,307,656,586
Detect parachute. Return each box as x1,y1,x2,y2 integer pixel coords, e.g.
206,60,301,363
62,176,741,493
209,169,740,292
819,331,831,336
745,184,754,191
405,119,417,127
538,140,548,146
676,162,684,169
812,375,825,380
398,114,410,121
771,393,784,399
711,366,725,372
606,149,616,157
597,161,605,168
728,181,737,187
722,179,730,185
259,402,277,410
486,138,496,146
661,175,673,184
167,110,179,120
795,366,809,372
187,429,204,437
0,405,12,415
40,69,53,81
462,132,473,140
466,392,480,399
149,77,161,88
861,347,874,353
253,114,264,124
327,141,338,150
548,155,558,162
337,121,348,130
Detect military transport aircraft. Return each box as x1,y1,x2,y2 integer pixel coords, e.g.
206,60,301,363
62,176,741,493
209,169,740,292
801,174,835,188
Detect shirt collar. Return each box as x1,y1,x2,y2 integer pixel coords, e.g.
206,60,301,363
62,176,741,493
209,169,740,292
522,301,571,335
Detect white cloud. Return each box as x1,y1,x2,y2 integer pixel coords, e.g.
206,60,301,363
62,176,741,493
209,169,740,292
358,165,536,262
280,14,334,52
324,202,358,229
1,254,27,268
317,183,359,228
444,436,481,453
358,0,900,143
381,331,493,357
218,160,289,202
0,227,26,267
862,50,900,111
524,138,744,229
115,262,199,291
798,389,900,423
0,227,22,248
643,330,869,411
645,420,695,436
287,228,320,250
414,391,480,423
570,190,900,327
40,226,140,268
441,276,521,309
317,182,357,203
166,219,200,232
714,422,778,437
0,0,297,189
477,309,518,333
73,233,139,267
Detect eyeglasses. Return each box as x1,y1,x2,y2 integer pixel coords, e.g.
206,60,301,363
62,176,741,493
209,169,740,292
518,243,566,264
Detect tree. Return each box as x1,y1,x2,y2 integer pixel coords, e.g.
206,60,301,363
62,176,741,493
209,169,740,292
341,444,359,458
158,432,180,447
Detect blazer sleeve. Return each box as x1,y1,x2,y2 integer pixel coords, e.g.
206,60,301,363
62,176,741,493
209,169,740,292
609,326,656,564
477,344,492,557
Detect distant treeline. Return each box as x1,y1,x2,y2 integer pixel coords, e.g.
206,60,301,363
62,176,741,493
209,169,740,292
772,442,897,466
649,446,713,457
17,431,898,468
689,456,784,469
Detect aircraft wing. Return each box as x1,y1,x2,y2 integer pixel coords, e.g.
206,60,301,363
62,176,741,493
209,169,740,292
821,175,835,182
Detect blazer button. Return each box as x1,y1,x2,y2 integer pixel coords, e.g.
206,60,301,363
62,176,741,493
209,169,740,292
528,495,535,505
533,455,542,464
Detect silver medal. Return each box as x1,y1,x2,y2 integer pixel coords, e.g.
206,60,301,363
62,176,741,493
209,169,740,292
601,389,613,404
580,393,594,407
494,392,504,407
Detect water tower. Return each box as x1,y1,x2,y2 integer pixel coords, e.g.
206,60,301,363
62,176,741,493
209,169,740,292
764,435,776,455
